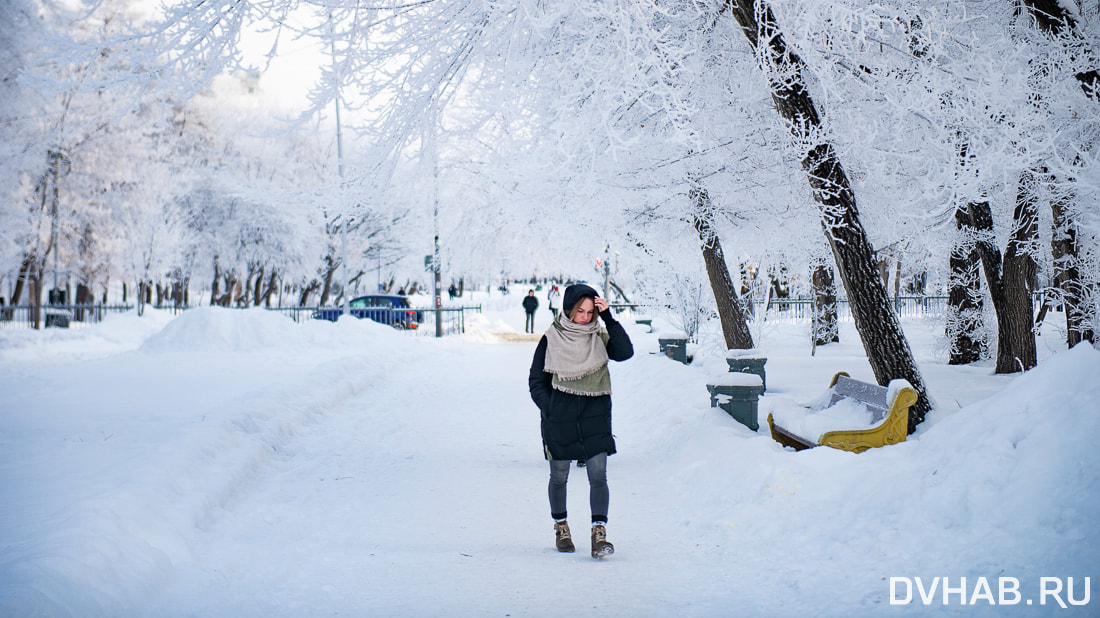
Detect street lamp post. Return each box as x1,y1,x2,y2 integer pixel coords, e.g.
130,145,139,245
432,148,442,338
329,13,351,319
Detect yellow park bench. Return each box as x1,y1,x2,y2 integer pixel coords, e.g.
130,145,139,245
766,372,917,453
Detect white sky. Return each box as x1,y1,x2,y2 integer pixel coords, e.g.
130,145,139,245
237,9,327,113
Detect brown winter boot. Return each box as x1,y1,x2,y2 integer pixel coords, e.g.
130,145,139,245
554,520,575,553
591,523,614,558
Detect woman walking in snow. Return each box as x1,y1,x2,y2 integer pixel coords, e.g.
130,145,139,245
528,284,633,557
547,285,561,319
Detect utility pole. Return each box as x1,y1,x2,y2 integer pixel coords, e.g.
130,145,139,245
47,148,70,306
50,150,61,300
432,129,443,338
329,12,350,318
604,245,611,303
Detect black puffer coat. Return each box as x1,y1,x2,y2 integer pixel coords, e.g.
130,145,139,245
522,295,539,314
528,309,634,460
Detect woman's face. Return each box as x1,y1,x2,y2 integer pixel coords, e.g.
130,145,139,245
570,298,595,325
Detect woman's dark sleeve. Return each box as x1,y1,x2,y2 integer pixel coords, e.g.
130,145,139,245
600,310,634,362
528,336,553,415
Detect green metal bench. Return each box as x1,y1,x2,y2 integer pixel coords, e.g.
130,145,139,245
707,372,765,431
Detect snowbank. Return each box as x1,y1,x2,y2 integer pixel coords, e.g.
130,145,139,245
0,309,177,363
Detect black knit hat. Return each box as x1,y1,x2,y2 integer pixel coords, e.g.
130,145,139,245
562,284,598,317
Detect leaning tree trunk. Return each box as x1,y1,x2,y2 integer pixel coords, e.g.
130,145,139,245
811,260,839,346
691,185,754,350
318,252,339,307
725,0,931,430
298,280,320,307
11,254,35,306
948,206,985,364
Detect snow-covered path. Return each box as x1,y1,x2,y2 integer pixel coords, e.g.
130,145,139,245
152,339,554,615
150,335,756,616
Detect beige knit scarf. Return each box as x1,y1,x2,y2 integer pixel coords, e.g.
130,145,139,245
543,314,611,396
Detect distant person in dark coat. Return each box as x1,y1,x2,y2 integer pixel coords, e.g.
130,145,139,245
528,283,633,558
522,290,539,333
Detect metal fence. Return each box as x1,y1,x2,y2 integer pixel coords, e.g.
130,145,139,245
1,297,956,332
761,296,950,323
608,296,953,326
0,304,136,329
0,302,482,336
415,307,480,336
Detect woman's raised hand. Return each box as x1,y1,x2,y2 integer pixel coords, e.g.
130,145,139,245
593,297,609,313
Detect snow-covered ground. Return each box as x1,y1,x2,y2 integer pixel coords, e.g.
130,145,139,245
1,290,1097,616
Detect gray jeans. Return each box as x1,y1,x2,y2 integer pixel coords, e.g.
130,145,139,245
548,451,608,523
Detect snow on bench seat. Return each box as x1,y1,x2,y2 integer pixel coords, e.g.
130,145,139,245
769,397,877,444
765,372,917,453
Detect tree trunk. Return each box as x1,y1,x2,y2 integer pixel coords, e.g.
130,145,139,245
218,273,236,307
740,264,757,319
253,265,264,307
298,280,320,307
237,264,255,307
11,254,34,306
876,255,891,291
319,253,339,307
690,185,754,350
1001,172,1040,368
893,259,902,302
211,257,221,306
725,0,931,430
1051,187,1093,346
948,206,985,364
811,261,839,346
260,270,278,307
965,191,1038,373
30,274,42,329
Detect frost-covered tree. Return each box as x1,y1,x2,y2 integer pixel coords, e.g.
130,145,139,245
0,0,49,306
6,0,1096,366
1017,0,1099,348
724,0,932,428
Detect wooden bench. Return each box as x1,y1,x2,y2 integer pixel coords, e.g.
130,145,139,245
766,372,917,453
